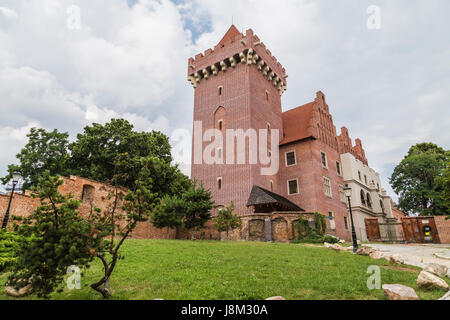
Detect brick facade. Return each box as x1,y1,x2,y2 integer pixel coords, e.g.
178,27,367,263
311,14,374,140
435,215,450,244
188,26,372,240
0,176,168,239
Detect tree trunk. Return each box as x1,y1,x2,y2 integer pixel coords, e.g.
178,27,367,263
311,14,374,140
226,229,229,241
166,227,170,239
191,229,195,240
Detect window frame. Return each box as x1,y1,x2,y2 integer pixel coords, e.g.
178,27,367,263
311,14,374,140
285,150,297,167
320,151,328,169
336,161,342,176
323,175,332,198
287,178,299,195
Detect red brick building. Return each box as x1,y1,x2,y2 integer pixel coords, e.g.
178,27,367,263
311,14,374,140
188,26,371,240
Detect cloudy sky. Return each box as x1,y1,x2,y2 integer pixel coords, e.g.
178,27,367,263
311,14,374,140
0,0,449,200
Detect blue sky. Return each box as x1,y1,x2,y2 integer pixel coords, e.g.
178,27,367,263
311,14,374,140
0,0,449,200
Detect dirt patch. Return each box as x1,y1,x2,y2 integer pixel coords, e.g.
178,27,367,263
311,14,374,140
381,265,419,274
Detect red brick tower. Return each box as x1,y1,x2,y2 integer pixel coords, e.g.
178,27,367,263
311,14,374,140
188,26,287,215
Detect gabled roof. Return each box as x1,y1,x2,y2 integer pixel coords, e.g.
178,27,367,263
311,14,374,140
280,102,315,145
217,24,242,46
247,185,304,211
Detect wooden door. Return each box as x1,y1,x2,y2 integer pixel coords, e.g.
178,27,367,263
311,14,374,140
365,218,381,242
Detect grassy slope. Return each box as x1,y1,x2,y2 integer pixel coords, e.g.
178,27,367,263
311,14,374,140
0,239,448,300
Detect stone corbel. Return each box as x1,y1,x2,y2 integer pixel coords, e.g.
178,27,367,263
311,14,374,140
230,57,237,68
203,68,210,79
257,60,265,71
239,52,246,64
247,48,254,65
272,76,280,86
211,65,218,76
263,66,270,76
220,60,227,72
252,54,259,65
268,71,275,81
194,72,201,84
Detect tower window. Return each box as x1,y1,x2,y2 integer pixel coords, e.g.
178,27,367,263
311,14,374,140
336,161,341,176
218,86,223,96
285,151,296,167
321,151,328,169
364,175,367,185
287,179,299,195
217,177,222,190
323,176,332,198
358,171,362,181
270,180,274,192
218,119,223,131
265,90,269,101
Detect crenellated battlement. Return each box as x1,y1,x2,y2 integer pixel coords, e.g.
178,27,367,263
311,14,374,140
187,27,288,96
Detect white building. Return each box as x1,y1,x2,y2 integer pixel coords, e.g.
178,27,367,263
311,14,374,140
340,152,398,242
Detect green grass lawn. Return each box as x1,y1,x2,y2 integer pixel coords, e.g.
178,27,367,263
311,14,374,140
0,239,448,300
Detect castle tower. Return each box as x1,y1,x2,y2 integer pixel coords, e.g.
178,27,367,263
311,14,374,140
188,26,288,215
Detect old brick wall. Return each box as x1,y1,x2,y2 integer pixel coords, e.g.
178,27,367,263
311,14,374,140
435,215,450,244
0,176,167,239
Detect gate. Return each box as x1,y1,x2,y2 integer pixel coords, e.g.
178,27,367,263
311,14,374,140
401,217,440,243
365,218,381,242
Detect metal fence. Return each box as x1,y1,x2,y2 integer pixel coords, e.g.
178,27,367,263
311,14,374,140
379,222,405,243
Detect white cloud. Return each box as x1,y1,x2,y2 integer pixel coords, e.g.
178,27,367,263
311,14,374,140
0,0,449,198
0,7,18,20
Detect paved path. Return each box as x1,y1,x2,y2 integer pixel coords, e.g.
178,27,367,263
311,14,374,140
365,243,450,274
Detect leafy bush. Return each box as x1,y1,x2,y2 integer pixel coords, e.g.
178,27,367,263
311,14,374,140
291,212,338,244
0,229,24,273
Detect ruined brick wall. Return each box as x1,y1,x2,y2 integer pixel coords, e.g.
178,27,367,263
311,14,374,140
0,176,165,239
435,215,450,244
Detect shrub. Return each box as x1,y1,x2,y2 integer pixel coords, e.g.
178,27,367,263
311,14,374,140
0,229,25,273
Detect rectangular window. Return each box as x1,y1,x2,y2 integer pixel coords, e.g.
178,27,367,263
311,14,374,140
287,179,299,195
265,90,269,101
344,216,348,230
321,152,328,169
336,161,341,176
328,211,335,229
285,151,296,167
217,177,222,190
218,119,223,131
339,184,346,203
323,176,332,198
364,175,367,184
358,171,361,181
218,86,223,96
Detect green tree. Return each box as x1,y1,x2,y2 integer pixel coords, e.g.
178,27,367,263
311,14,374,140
90,157,158,299
68,118,173,189
181,181,214,240
7,172,99,298
213,202,241,240
151,195,185,238
435,160,450,219
390,142,449,216
1,128,70,191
